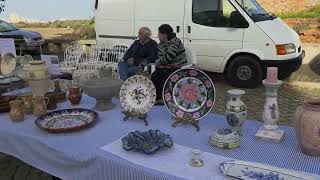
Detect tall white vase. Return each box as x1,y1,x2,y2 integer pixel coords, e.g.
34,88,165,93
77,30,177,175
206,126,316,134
225,89,247,135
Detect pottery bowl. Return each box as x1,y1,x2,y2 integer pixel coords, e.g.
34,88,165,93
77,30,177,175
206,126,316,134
81,77,122,99
122,129,173,154
80,78,123,111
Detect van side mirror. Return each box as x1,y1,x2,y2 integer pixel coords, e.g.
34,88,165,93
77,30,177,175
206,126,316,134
229,11,249,28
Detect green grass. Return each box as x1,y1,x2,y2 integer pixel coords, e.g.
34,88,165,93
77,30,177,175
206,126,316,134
15,19,95,29
278,6,320,19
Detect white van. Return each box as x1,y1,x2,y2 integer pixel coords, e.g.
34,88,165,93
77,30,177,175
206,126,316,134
94,0,304,88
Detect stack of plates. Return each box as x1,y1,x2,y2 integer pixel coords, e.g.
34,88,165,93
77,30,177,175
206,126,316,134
0,96,16,113
209,128,240,149
0,75,22,85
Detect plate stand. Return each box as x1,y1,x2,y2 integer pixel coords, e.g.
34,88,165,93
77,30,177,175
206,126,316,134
122,111,148,126
172,116,200,131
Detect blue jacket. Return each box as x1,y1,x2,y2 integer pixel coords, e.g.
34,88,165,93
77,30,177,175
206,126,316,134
123,39,158,65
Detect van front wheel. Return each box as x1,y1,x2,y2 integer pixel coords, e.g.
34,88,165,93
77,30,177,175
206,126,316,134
226,56,263,88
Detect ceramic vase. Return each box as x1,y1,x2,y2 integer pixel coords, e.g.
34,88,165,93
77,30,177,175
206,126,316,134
225,89,247,135
294,100,320,157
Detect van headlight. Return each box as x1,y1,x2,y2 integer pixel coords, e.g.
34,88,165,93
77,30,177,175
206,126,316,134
276,44,296,55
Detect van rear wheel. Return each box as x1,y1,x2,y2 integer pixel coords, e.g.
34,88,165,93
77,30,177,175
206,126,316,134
226,55,263,88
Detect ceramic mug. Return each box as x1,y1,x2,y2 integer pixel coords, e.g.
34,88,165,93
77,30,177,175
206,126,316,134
9,100,24,122
45,92,57,110
20,94,33,114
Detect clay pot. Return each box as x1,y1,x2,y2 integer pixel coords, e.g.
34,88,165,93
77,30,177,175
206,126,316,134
68,85,82,105
294,100,320,156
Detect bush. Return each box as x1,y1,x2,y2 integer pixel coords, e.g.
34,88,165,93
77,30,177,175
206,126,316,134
278,6,320,19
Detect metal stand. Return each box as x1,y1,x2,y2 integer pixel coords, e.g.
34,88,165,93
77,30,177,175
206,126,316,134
255,80,284,143
122,111,148,126
172,116,200,131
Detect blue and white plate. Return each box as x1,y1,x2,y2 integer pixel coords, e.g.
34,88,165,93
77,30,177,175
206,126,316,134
219,160,316,180
35,108,98,133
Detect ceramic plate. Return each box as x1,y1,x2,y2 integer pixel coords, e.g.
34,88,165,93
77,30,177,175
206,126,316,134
119,75,156,114
1,53,16,76
35,108,98,133
163,68,215,120
219,160,316,180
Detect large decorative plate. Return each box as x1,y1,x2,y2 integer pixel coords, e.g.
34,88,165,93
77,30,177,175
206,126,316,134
119,75,156,114
1,53,16,76
163,68,215,120
219,160,316,180
35,108,98,133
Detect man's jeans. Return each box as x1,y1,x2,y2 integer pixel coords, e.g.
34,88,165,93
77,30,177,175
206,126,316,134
118,61,140,80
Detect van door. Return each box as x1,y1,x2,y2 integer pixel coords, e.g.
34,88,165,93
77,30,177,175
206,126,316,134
135,0,186,40
184,0,244,72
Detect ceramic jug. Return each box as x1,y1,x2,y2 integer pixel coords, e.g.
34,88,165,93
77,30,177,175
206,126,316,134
225,89,247,135
20,94,33,114
45,92,57,110
68,85,82,105
9,100,24,122
27,61,49,81
294,100,320,157
32,96,49,117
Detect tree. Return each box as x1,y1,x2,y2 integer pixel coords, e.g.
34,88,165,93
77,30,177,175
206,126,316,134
0,0,6,13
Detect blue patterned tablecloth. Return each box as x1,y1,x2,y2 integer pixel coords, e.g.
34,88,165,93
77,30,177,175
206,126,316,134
0,95,319,180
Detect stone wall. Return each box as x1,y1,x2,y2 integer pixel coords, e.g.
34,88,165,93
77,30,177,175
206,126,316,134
257,0,320,13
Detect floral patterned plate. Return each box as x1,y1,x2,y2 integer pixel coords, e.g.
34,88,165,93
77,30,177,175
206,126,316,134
219,160,316,180
119,75,156,114
35,108,98,133
163,68,215,120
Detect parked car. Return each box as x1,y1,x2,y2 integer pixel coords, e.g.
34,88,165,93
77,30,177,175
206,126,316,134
0,20,45,54
94,0,305,88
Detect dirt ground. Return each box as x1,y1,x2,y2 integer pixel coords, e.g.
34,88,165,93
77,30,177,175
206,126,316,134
283,18,320,43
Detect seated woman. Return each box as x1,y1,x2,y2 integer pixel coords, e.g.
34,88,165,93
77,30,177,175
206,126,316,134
118,27,158,80
151,24,187,104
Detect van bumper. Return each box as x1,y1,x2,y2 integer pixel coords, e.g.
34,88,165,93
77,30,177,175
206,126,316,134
262,50,305,77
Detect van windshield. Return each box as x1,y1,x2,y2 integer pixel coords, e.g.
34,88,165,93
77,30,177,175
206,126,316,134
235,0,276,22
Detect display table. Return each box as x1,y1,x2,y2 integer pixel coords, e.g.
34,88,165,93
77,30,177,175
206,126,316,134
0,95,319,180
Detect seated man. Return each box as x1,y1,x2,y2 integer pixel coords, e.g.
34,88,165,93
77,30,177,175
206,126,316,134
118,27,158,80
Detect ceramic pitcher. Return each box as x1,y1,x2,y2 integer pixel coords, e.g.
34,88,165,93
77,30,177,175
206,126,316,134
45,92,57,110
9,100,24,122
225,89,247,135
32,96,49,117
68,85,82,105
294,100,320,157
20,94,33,114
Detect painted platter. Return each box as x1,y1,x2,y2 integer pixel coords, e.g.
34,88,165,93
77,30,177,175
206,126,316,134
35,108,98,133
163,68,215,120
219,160,316,180
1,53,16,76
119,75,156,114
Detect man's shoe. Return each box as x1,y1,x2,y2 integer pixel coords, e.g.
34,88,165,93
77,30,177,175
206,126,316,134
154,99,164,106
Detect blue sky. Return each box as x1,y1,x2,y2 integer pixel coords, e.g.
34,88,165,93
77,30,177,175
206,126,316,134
0,0,94,21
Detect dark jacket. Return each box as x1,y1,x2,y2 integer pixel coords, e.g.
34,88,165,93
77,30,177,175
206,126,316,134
156,36,187,67
123,39,158,65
